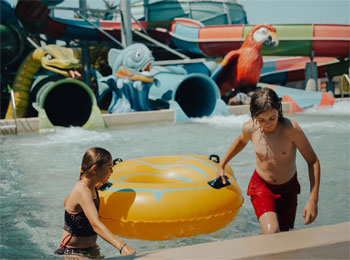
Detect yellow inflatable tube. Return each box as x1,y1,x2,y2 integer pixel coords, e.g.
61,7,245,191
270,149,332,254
99,155,244,240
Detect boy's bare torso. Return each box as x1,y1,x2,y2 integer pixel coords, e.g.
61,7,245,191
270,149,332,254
245,119,297,184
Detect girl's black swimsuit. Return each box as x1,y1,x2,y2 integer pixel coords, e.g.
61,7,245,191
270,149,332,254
55,187,101,257
63,187,100,236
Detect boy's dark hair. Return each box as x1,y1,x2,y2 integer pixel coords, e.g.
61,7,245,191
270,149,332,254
80,147,112,179
250,88,284,122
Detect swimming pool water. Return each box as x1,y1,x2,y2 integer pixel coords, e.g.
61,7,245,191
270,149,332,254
0,101,349,259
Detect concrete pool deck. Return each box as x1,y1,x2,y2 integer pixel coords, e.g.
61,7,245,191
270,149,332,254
118,222,349,260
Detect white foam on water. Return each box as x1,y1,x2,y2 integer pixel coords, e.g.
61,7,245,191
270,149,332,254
299,101,350,134
304,100,350,115
194,101,349,130
300,120,350,134
193,114,251,128
193,102,349,134
18,126,112,146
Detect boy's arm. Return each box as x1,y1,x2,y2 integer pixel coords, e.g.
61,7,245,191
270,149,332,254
291,120,320,224
217,122,251,183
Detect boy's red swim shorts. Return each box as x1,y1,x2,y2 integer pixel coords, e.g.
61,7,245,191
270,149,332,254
247,170,301,231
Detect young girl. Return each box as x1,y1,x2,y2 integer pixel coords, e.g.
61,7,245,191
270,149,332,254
55,147,136,258
216,88,320,234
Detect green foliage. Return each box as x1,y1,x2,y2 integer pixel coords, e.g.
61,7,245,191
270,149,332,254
75,45,112,76
75,46,113,111
90,45,112,76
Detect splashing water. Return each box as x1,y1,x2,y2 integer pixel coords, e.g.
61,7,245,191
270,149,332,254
0,101,349,259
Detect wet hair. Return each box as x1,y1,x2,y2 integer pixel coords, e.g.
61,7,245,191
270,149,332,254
250,88,284,122
80,147,112,179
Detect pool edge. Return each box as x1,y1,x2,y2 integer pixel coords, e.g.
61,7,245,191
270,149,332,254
130,222,349,260
0,103,292,135
2,99,350,135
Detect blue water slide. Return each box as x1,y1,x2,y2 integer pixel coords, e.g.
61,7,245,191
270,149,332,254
1,0,15,24
258,83,327,111
149,71,229,122
170,22,202,55
260,60,288,85
272,85,323,110
1,0,26,66
53,17,101,39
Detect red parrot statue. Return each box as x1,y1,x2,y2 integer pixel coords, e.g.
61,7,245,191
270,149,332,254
212,25,279,102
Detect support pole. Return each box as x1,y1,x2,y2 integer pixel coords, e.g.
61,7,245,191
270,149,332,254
79,0,90,86
325,72,335,95
76,12,123,48
304,51,318,91
120,0,133,47
144,0,149,21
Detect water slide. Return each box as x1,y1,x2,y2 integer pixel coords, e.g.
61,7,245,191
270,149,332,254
3,0,230,122
11,0,349,78
259,83,335,114
4,0,349,121
11,0,350,60
1,2,105,129
165,21,346,112
128,0,248,25
1,43,105,130
0,0,26,66
30,75,105,130
12,0,349,84
260,57,349,85
166,22,350,59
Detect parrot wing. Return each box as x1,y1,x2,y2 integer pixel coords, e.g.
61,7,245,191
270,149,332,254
211,50,240,96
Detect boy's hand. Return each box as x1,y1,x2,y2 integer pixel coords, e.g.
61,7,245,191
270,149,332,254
303,199,318,225
216,166,227,184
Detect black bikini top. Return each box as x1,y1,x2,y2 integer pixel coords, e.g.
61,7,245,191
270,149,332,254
63,187,100,237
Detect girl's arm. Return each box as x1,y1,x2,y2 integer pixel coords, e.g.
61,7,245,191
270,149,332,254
78,188,136,256
216,122,251,183
291,121,320,225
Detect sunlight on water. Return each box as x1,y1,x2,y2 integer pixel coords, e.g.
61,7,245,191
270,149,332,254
0,101,349,259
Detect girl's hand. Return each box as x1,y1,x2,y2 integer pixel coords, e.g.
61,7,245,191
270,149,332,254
216,166,227,184
120,244,136,256
302,199,318,225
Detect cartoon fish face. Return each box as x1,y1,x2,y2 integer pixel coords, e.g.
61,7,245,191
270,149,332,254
109,43,155,83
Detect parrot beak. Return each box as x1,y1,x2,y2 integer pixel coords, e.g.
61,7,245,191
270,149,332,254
264,31,279,48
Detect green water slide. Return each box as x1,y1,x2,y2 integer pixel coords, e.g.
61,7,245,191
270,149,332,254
32,76,105,131
244,24,314,56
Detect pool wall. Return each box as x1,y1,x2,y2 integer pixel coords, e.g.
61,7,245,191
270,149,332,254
0,103,291,135
131,222,349,260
